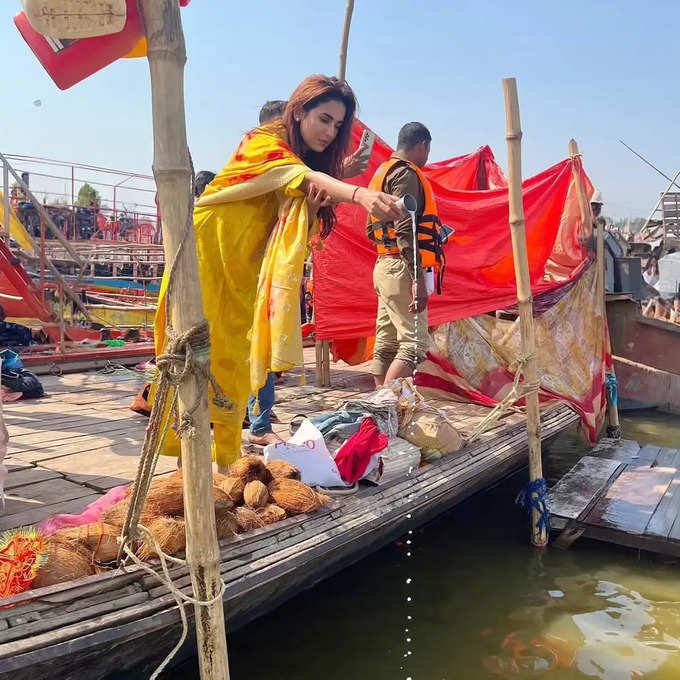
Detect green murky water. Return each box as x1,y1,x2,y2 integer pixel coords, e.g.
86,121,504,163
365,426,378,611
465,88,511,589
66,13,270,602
167,410,680,680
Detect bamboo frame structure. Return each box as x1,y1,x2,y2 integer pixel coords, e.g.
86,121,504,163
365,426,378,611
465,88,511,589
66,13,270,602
568,140,620,436
314,0,357,387
502,78,546,547
338,0,355,81
138,1,230,677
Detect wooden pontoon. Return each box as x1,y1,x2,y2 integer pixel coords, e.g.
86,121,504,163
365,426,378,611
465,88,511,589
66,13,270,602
0,354,578,679
549,438,680,556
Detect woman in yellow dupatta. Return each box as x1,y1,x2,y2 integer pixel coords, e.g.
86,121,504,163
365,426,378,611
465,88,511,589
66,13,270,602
153,75,402,471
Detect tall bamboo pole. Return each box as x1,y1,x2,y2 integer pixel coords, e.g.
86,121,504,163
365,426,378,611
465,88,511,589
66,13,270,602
568,140,620,437
502,78,547,548
137,2,230,678
314,0,356,387
568,140,592,251
338,0,355,81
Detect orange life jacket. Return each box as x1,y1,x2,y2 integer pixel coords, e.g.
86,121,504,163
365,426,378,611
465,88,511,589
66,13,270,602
367,158,445,291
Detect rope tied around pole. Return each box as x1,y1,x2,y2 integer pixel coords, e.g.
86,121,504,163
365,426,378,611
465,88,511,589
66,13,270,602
465,352,541,444
516,477,551,534
119,153,234,550
114,152,233,676
605,372,622,439
121,523,227,680
605,372,618,406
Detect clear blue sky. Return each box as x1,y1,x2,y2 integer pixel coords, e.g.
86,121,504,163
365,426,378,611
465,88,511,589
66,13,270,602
0,0,676,219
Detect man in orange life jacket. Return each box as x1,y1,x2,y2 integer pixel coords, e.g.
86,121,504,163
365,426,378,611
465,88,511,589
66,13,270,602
367,122,444,386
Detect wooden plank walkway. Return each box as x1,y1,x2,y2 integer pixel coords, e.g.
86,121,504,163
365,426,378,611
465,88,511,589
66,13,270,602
548,438,680,556
2,347,527,532
0,385,578,680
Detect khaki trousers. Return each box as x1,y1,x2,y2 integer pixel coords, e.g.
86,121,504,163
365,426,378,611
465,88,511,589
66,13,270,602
372,257,428,376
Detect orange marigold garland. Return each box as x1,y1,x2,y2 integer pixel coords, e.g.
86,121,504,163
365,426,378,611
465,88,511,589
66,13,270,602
0,527,48,599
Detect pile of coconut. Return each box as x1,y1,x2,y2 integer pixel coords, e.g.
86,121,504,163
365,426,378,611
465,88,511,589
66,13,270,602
30,457,329,589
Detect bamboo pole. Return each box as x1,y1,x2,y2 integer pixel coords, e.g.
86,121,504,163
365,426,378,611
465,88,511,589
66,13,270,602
568,140,592,251
338,0,355,81
316,0,355,385
502,78,547,548
568,140,620,437
315,340,323,388
322,339,331,387
137,2,230,678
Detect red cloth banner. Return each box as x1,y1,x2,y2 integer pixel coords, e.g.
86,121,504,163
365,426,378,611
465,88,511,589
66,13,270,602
313,121,590,350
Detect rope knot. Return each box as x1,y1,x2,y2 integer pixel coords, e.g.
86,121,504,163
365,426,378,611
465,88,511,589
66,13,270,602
157,321,211,385
516,477,551,534
177,413,197,440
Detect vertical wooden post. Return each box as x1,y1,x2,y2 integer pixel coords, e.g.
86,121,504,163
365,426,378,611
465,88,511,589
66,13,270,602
316,0,356,388
40,216,46,295
58,283,66,355
322,340,331,386
568,140,592,250
315,340,323,388
137,2,230,678
502,78,546,548
568,140,620,437
338,0,355,81
2,160,9,242
71,165,75,239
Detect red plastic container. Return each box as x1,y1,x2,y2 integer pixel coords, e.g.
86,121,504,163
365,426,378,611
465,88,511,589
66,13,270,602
14,0,144,90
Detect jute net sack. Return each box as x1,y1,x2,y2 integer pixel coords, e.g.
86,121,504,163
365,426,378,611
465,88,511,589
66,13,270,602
32,535,96,589
55,522,120,563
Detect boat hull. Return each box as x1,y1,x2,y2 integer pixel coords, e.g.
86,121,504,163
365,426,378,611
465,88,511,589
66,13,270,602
607,295,680,412
0,405,577,680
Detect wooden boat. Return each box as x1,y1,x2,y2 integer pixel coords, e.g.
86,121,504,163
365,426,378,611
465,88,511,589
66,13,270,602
0,231,155,373
606,294,680,413
0,364,578,680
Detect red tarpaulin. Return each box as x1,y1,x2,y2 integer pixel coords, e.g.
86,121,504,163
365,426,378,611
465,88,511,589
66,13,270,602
313,122,590,357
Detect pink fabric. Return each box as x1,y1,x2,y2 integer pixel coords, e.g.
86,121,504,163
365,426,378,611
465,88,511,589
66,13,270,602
37,485,129,535
334,418,389,484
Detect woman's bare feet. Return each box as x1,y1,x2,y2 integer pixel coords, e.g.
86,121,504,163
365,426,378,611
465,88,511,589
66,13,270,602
247,431,283,446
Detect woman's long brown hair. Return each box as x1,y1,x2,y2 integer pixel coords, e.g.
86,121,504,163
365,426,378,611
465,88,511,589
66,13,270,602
284,75,357,237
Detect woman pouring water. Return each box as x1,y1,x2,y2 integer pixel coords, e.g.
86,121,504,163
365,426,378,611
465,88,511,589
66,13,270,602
152,75,403,471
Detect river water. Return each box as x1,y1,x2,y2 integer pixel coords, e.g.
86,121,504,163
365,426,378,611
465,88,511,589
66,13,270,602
167,410,680,680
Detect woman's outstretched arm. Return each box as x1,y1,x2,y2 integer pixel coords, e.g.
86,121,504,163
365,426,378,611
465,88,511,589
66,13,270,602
302,172,403,222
